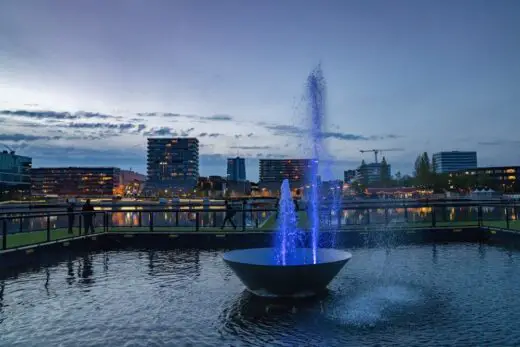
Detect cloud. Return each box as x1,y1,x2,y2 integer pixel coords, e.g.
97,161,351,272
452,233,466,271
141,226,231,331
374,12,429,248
67,122,135,130
143,127,195,137
200,114,233,121
478,140,520,146
0,109,115,120
261,123,400,141
0,133,55,142
230,145,271,150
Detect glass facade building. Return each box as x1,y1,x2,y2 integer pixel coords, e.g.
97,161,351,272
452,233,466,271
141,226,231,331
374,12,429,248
432,151,477,173
227,157,246,181
0,150,32,198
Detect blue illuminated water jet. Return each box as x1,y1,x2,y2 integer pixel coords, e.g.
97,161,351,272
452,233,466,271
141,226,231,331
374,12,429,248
307,66,326,262
274,179,300,265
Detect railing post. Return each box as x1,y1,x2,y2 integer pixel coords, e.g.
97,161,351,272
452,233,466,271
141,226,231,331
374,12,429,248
19,216,23,233
213,211,217,228
196,212,200,231
2,219,7,250
46,214,51,242
431,208,436,227
242,203,247,232
404,207,409,222
149,212,154,232
384,208,389,225
478,206,483,227
104,212,108,233
366,209,371,225
506,206,510,229
79,215,82,236
175,211,179,227
138,211,142,227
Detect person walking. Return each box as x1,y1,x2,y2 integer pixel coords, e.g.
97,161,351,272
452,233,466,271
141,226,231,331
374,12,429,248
220,200,237,230
66,199,75,234
82,199,95,235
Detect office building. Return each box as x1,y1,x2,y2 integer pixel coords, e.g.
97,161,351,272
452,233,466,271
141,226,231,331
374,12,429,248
432,151,477,173
0,150,32,199
31,167,121,196
146,137,199,194
452,166,520,193
227,157,246,181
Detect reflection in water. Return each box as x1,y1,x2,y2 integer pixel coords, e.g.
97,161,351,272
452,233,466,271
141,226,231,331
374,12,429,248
66,257,75,285
432,244,438,264
80,255,94,286
479,243,487,259
44,268,50,296
103,253,109,273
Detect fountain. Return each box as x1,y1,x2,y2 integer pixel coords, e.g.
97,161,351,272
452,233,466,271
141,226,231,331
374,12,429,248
223,67,352,298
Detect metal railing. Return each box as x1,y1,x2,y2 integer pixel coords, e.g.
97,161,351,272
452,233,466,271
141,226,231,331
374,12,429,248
0,201,519,251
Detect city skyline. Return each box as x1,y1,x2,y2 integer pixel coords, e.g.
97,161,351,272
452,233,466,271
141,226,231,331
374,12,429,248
1,0,520,181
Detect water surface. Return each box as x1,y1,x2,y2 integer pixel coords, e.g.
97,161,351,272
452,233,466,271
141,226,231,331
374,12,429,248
1,244,519,346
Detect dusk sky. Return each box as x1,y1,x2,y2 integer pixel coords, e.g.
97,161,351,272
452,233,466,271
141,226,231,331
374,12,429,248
1,0,519,181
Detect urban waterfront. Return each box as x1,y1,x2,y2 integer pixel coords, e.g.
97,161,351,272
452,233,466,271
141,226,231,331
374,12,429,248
1,244,520,346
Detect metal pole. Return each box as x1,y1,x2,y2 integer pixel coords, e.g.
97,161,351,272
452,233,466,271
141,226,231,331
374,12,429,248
2,219,7,250
506,206,510,229
46,214,51,242
149,212,154,232
431,208,436,227
196,212,199,231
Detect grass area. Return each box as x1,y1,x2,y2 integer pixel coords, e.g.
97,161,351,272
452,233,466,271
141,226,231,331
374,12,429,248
0,228,84,249
1,218,519,251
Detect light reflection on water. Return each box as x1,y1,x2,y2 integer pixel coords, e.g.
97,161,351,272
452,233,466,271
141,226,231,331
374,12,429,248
1,244,520,346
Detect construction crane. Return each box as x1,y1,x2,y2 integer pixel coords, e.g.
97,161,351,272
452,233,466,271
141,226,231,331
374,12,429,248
359,148,404,163
1,144,15,154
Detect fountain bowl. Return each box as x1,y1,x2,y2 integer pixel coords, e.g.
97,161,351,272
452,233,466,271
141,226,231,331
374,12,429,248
223,248,352,298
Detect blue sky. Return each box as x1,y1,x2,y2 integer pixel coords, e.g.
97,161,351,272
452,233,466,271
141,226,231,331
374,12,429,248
1,0,519,181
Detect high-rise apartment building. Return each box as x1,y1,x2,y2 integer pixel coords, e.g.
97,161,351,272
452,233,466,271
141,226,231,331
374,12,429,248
432,151,477,173
227,157,246,181
259,159,311,186
146,137,199,193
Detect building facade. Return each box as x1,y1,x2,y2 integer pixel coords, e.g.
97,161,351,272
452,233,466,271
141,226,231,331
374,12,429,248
227,157,246,181
344,170,356,184
31,167,121,196
259,159,311,184
146,137,199,194
357,162,391,185
432,151,477,173
0,150,32,199
452,166,520,193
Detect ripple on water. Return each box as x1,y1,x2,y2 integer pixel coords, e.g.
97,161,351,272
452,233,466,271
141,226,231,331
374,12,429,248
1,245,520,346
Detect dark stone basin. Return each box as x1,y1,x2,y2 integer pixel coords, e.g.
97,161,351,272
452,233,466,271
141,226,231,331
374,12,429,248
223,247,352,298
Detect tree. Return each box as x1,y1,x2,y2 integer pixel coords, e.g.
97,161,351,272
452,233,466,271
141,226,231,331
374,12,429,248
379,157,391,187
414,152,433,188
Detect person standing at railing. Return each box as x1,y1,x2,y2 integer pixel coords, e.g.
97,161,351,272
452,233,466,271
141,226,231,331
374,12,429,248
66,199,75,234
82,199,95,234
